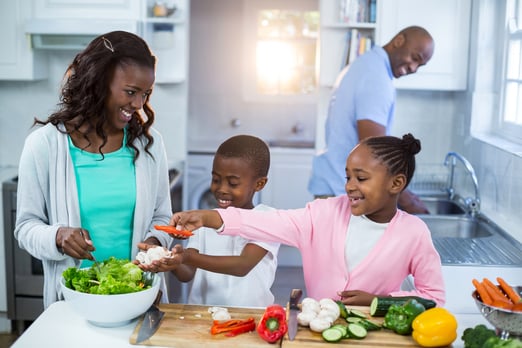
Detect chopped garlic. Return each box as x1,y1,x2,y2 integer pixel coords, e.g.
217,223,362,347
208,306,231,320
135,246,172,265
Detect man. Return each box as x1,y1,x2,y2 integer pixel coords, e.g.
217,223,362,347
308,26,434,214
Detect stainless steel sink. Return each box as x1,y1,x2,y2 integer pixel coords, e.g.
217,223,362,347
418,215,492,238
419,197,466,215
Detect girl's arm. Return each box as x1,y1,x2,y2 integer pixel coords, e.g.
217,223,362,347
183,243,268,277
170,210,223,231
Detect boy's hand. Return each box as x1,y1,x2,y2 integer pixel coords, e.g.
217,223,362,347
170,210,223,231
147,244,184,272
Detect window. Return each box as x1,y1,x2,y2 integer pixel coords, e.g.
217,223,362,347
501,0,522,142
255,10,319,95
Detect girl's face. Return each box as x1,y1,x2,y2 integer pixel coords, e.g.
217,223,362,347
345,144,405,223
105,63,154,133
210,155,267,210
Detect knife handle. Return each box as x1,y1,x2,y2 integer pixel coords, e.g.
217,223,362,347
289,288,302,310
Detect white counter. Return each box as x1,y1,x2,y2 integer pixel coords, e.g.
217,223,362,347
12,301,490,348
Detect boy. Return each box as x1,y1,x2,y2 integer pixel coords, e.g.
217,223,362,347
147,135,279,306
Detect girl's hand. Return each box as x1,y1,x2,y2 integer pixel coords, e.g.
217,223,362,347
170,210,224,231
337,290,376,306
55,227,95,260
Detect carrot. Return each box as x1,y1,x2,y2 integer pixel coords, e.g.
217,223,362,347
497,277,521,304
482,278,512,304
472,278,493,305
491,299,514,310
512,303,522,312
154,225,194,237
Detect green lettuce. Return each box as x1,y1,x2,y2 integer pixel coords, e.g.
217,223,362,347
62,257,150,295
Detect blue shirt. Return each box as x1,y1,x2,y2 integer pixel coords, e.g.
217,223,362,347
68,129,136,266
308,46,395,196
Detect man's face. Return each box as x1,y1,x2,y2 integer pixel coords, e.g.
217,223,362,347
389,34,434,79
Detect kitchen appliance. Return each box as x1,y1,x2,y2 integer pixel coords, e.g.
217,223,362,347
2,176,44,332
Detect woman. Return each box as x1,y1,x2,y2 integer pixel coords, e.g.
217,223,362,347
15,31,172,308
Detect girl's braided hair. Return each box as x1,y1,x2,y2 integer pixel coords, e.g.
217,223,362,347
361,133,421,187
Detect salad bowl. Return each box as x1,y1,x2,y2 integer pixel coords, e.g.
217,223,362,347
60,261,160,327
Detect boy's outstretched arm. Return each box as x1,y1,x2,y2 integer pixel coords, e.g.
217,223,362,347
170,209,223,231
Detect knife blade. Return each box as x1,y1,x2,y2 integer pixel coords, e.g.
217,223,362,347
135,304,165,344
287,288,303,341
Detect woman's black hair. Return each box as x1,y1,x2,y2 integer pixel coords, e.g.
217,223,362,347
362,133,421,186
34,30,157,161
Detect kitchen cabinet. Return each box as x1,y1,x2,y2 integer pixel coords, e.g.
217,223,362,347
377,0,471,90
31,0,141,20
140,0,189,84
0,1,47,80
261,148,315,209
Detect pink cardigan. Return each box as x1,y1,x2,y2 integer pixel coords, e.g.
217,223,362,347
217,195,445,306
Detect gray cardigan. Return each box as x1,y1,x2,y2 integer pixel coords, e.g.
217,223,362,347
15,123,172,308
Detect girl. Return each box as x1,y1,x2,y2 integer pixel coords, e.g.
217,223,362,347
170,134,445,306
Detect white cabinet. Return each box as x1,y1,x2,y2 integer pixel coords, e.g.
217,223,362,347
377,0,471,90
31,0,141,20
140,0,189,84
261,148,315,209
0,1,47,80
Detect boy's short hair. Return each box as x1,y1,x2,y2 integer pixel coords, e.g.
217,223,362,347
216,135,270,177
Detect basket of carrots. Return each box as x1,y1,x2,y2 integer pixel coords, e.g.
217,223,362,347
471,277,522,337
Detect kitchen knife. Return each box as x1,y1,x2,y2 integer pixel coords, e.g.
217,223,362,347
135,304,164,344
287,288,303,341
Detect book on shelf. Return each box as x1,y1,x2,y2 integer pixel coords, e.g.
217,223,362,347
340,29,374,70
338,0,375,23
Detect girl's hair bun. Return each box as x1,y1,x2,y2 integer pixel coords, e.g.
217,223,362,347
402,133,421,155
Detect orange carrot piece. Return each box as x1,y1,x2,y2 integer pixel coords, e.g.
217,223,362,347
491,299,514,310
512,303,522,312
497,277,521,304
472,278,493,305
483,278,512,304
154,225,194,237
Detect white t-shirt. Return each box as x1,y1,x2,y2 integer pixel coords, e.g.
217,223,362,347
345,214,388,272
186,204,280,307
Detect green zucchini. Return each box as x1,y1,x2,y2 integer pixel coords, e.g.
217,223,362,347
347,309,368,319
336,300,349,319
369,296,437,317
322,327,344,342
331,324,348,338
345,316,362,324
357,319,382,331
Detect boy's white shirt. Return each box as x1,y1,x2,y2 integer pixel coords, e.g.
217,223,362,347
186,204,280,307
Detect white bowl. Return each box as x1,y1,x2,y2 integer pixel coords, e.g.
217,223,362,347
61,272,160,327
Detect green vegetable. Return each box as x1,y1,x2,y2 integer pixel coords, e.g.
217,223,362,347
370,296,436,316
322,327,344,342
336,300,349,319
383,299,425,335
346,323,367,339
62,257,149,295
461,324,497,348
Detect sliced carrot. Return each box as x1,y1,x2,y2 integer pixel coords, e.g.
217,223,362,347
154,225,194,237
472,278,493,305
497,277,521,304
483,278,512,304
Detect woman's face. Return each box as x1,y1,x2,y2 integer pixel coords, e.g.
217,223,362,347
210,155,266,210
105,63,155,133
344,144,401,223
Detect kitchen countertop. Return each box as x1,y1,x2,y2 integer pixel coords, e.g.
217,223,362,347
11,301,491,348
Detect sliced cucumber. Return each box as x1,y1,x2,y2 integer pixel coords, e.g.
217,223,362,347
347,309,368,319
345,316,362,323
322,327,344,342
336,300,349,319
347,323,367,339
358,319,382,331
331,324,348,338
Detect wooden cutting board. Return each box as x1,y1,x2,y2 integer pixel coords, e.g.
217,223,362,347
282,306,451,348
129,303,273,347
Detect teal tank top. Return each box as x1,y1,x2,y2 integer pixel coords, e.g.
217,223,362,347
68,128,136,267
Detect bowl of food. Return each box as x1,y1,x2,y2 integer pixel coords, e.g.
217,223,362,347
472,286,522,339
61,257,160,327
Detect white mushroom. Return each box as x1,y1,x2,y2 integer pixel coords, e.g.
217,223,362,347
296,310,317,327
309,316,333,332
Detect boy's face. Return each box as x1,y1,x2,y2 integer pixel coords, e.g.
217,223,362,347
210,155,267,210
344,144,405,223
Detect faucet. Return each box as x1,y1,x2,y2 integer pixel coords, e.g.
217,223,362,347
444,152,480,214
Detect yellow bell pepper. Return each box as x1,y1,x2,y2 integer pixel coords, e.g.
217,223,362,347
411,307,458,347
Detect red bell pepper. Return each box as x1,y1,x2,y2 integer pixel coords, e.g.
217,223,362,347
210,317,256,336
257,305,288,343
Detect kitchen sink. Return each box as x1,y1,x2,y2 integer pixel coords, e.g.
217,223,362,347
418,196,466,215
418,215,492,238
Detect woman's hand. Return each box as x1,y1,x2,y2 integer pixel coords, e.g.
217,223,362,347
55,227,95,260
140,244,184,273
337,290,377,306
170,209,224,231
